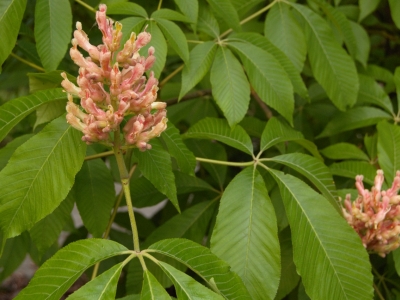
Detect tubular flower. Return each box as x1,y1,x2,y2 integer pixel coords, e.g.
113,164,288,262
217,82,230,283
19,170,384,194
343,170,400,257
61,4,167,149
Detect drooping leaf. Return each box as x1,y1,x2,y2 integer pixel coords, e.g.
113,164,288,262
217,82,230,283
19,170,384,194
228,41,294,125
0,134,33,171
134,139,178,212
107,2,148,17
317,106,392,138
349,21,370,67
152,9,191,23
173,0,198,25
141,270,172,300
160,123,196,175
183,117,253,155
206,0,241,32
15,239,127,300
154,17,189,64
377,121,400,181
0,0,27,73
158,261,224,299
288,2,359,110
0,116,86,242
179,41,217,99
0,88,66,142
264,2,306,72
389,0,400,29
68,262,124,300
357,74,393,114
210,47,250,126
359,0,381,22
34,0,72,71
268,168,373,300
148,239,252,299
211,167,280,300
75,156,115,238
329,160,377,185
321,143,370,161
267,153,340,213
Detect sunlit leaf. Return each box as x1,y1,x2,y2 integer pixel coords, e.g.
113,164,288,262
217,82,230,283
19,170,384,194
107,2,147,17
120,17,147,45
141,270,171,300
0,134,33,171
152,9,190,23
321,143,370,161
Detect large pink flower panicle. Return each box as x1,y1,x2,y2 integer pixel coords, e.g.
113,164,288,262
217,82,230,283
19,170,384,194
61,4,167,150
343,170,400,257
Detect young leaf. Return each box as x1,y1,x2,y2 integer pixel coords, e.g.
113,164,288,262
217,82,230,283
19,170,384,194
15,239,127,300
179,41,217,99
158,261,224,299
267,153,340,213
141,270,172,300
288,2,359,110
210,47,250,126
268,169,373,300
0,0,27,73
228,41,294,125
75,157,115,238
264,2,306,72
134,139,179,212
0,88,66,142
211,167,280,300
154,17,189,64
34,0,72,71
0,232,29,282
107,2,148,17
389,0,400,29
183,117,254,155
152,9,191,23
317,106,392,138
329,161,377,185
206,0,241,32
173,0,198,25
148,239,252,299
377,121,400,181
68,262,124,300
357,74,393,114
359,0,381,22
320,143,370,161
0,116,86,242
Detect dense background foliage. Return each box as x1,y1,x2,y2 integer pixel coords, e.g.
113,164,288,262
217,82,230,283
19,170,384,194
0,0,400,299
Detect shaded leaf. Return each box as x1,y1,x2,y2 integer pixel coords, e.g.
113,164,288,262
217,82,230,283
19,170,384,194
349,21,369,67
197,5,219,38
206,0,241,32
377,121,400,181
34,100,67,129
359,0,381,22
0,232,29,282
395,67,400,110
28,70,75,93
357,74,393,114
329,160,377,185
173,0,198,25
389,0,400,29
321,143,370,161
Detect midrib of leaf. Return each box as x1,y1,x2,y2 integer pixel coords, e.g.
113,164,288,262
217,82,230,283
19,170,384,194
98,264,122,299
0,1,13,23
5,126,72,234
243,167,256,279
220,48,238,115
199,15,219,37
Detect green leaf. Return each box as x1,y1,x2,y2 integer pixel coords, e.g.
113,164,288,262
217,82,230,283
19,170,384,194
268,169,373,300
365,64,395,94
174,171,217,194
329,160,377,185
349,21,370,67
158,261,224,300
183,117,253,155
377,121,400,181
206,0,241,32
197,5,219,38
357,74,393,114
149,239,252,299
34,0,72,71
0,232,29,282
264,2,306,72
179,41,217,99
0,134,33,171
161,123,196,175
393,248,400,277
0,88,66,142
0,0,27,73
154,18,189,64
107,2,148,17
317,106,392,138
68,262,124,300
289,2,359,110
134,139,179,212
130,176,165,208
28,70,75,92
228,41,294,125
359,0,381,22
268,153,340,213
389,0,400,29
29,190,75,257
321,143,370,161
15,239,127,300
141,270,172,300
211,167,280,300
152,9,191,23
210,47,250,126
120,17,147,45
395,67,400,109
34,100,67,129
230,33,308,101
173,0,198,25
75,156,115,237
0,116,86,241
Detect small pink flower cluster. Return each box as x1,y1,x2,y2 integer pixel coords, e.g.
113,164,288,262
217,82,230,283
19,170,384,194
61,4,167,150
343,170,400,257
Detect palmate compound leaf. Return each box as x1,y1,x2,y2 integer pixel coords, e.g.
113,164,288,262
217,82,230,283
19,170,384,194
0,88,67,141
288,2,359,111
15,239,128,300
148,239,252,299
377,121,400,181
267,168,373,300
0,115,86,246
141,270,172,300
210,167,280,300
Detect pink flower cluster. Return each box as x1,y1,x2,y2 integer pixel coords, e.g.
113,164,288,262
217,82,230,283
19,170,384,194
61,4,167,150
343,170,400,257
